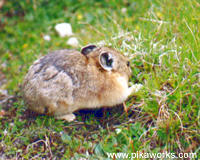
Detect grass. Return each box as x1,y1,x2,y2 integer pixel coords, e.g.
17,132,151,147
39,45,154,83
0,0,199,159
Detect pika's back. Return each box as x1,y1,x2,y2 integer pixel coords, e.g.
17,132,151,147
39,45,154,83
25,49,88,87
22,49,91,113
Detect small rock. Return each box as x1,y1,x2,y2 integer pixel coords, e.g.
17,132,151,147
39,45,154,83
55,23,73,37
43,35,51,41
67,37,79,47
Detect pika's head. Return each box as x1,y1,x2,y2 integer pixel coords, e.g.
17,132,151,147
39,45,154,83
81,45,132,79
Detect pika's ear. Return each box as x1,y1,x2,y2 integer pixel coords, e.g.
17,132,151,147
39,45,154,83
99,52,114,71
81,45,97,55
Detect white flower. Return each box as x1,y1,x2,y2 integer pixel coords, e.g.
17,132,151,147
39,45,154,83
1,62,7,68
9,122,14,126
97,40,106,46
43,35,51,41
115,128,122,134
55,23,73,37
121,8,127,13
132,84,143,92
67,37,79,47
129,83,143,93
3,129,8,136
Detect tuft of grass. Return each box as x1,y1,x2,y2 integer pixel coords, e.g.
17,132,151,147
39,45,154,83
0,0,199,159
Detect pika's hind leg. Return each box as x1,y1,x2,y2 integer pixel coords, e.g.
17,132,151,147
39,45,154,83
56,113,76,122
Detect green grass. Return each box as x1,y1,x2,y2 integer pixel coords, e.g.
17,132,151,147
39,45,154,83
0,0,199,159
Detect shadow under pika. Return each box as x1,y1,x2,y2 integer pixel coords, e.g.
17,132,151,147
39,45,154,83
74,104,125,121
24,104,125,125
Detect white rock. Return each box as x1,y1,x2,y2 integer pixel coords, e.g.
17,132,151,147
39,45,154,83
67,37,79,47
43,35,51,41
55,23,73,37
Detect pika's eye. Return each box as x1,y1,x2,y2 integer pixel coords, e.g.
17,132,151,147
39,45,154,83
127,61,130,67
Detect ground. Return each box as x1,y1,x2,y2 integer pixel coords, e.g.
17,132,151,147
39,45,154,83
0,0,199,159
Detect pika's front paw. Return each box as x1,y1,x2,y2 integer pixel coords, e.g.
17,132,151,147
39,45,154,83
56,113,76,122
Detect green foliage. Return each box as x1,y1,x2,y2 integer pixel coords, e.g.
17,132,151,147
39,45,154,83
0,0,199,159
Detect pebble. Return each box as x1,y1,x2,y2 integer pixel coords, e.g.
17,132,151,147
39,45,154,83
67,37,79,47
55,23,73,37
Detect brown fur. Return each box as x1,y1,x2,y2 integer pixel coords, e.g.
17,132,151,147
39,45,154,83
22,46,133,121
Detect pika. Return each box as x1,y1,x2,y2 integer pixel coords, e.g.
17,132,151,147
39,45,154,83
22,45,136,122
